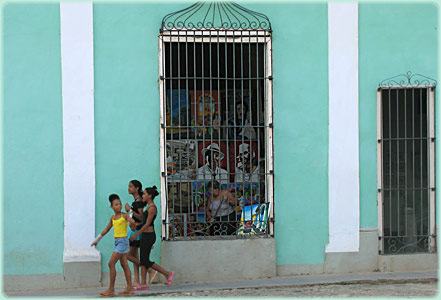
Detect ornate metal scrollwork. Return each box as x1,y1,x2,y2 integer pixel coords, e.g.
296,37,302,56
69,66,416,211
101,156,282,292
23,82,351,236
379,71,437,88
385,236,429,254
161,1,272,31
167,219,269,240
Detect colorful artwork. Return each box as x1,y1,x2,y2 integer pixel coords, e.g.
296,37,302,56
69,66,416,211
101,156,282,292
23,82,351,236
191,181,211,212
190,91,221,138
191,181,260,212
232,182,260,207
197,141,228,169
166,89,191,127
187,213,207,236
166,140,197,180
168,213,187,237
237,203,269,235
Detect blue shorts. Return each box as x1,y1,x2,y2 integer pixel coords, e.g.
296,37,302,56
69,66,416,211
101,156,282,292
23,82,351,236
114,237,130,254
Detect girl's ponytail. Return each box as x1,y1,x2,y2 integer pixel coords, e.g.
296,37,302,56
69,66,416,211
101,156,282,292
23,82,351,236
146,185,159,199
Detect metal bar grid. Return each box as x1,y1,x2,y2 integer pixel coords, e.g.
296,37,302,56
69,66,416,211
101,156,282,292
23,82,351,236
159,26,272,240
379,87,435,255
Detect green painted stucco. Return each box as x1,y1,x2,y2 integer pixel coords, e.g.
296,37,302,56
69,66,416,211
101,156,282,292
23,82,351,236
250,2,330,265
358,3,439,228
2,4,64,275
92,3,190,272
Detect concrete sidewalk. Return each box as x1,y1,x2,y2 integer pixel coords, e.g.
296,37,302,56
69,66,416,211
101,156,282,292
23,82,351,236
4,270,438,298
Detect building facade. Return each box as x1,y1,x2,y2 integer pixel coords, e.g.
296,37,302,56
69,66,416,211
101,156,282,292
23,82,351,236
3,1,439,292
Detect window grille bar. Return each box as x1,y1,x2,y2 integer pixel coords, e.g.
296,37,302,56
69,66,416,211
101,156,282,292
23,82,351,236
383,137,431,141
411,88,415,239
396,88,400,236
169,33,175,218
224,26,230,224
426,89,430,238
163,76,270,80
428,87,436,252
377,88,383,253
177,31,183,217
388,89,392,237
419,88,423,237
256,24,262,235
404,88,407,239
185,29,191,220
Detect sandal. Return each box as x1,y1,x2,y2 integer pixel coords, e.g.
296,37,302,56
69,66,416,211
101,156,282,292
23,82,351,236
167,272,175,287
118,290,134,295
134,286,149,291
98,291,115,297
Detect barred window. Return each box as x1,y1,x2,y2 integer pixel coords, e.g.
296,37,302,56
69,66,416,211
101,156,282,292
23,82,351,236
377,72,436,254
158,2,274,239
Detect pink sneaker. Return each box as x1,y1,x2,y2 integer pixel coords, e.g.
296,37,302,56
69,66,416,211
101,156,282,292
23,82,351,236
167,272,175,287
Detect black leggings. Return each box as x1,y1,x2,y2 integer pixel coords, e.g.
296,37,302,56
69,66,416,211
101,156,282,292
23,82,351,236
140,232,156,268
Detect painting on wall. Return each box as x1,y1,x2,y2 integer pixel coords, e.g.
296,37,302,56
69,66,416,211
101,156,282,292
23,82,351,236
190,90,221,139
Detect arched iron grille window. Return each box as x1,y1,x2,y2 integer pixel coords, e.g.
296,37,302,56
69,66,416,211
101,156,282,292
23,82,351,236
158,2,274,240
377,72,437,254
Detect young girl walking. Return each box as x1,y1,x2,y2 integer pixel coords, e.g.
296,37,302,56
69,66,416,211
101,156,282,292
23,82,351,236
129,186,175,290
91,194,136,297
125,180,158,287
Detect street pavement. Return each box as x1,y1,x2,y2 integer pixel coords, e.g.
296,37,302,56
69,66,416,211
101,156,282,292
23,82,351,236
4,270,438,298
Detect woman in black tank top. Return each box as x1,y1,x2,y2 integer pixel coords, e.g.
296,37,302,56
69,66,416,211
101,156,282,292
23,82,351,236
129,186,175,290
125,180,156,288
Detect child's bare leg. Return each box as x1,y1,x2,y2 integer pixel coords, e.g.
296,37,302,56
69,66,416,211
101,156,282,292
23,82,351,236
102,252,121,294
120,254,133,292
132,248,140,286
127,246,141,265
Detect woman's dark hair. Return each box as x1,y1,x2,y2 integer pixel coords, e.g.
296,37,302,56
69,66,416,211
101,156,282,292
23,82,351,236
206,181,220,190
109,194,120,205
145,185,159,200
130,179,143,196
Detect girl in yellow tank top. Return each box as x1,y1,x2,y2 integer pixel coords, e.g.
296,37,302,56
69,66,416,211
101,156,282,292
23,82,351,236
112,213,128,238
91,194,136,297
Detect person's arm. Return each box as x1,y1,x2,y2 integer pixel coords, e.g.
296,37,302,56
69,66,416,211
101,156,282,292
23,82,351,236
129,206,156,241
91,217,113,246
125,202,131,212
131,207,143,221
123,213,136,226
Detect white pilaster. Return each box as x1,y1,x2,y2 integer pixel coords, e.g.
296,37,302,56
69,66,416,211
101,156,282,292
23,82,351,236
60,3,100,262
326,2,360,253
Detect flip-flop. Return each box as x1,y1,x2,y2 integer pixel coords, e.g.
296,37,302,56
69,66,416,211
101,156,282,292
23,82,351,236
148,270,158,285
134,286,149,291
98,291,115,297
117,290,134,295
167,272,175,287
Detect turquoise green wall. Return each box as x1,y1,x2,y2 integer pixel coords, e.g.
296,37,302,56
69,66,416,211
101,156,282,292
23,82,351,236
2,4,64,275
93,1,330,268
250,2,330,265
93,2,190,272
359,3,439,228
